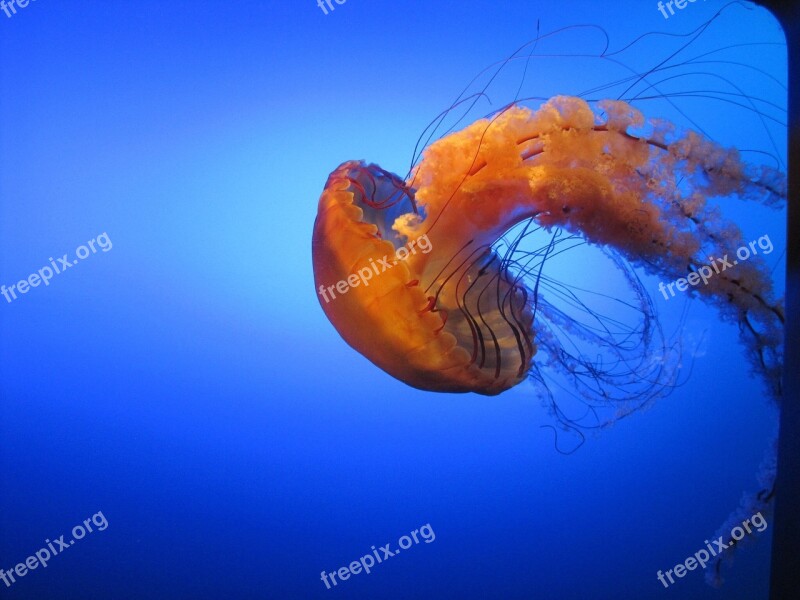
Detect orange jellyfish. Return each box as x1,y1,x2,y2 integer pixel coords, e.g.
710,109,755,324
313,96,784,399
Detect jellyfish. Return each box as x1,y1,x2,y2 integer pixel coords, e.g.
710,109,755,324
313,94,784,392
312,6,786,587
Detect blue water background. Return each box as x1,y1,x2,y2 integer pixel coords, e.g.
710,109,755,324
0,1,787,598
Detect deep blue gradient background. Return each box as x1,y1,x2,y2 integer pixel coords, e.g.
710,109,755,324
0,1,787,599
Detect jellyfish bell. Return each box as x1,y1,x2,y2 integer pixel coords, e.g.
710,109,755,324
312,160,536,395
